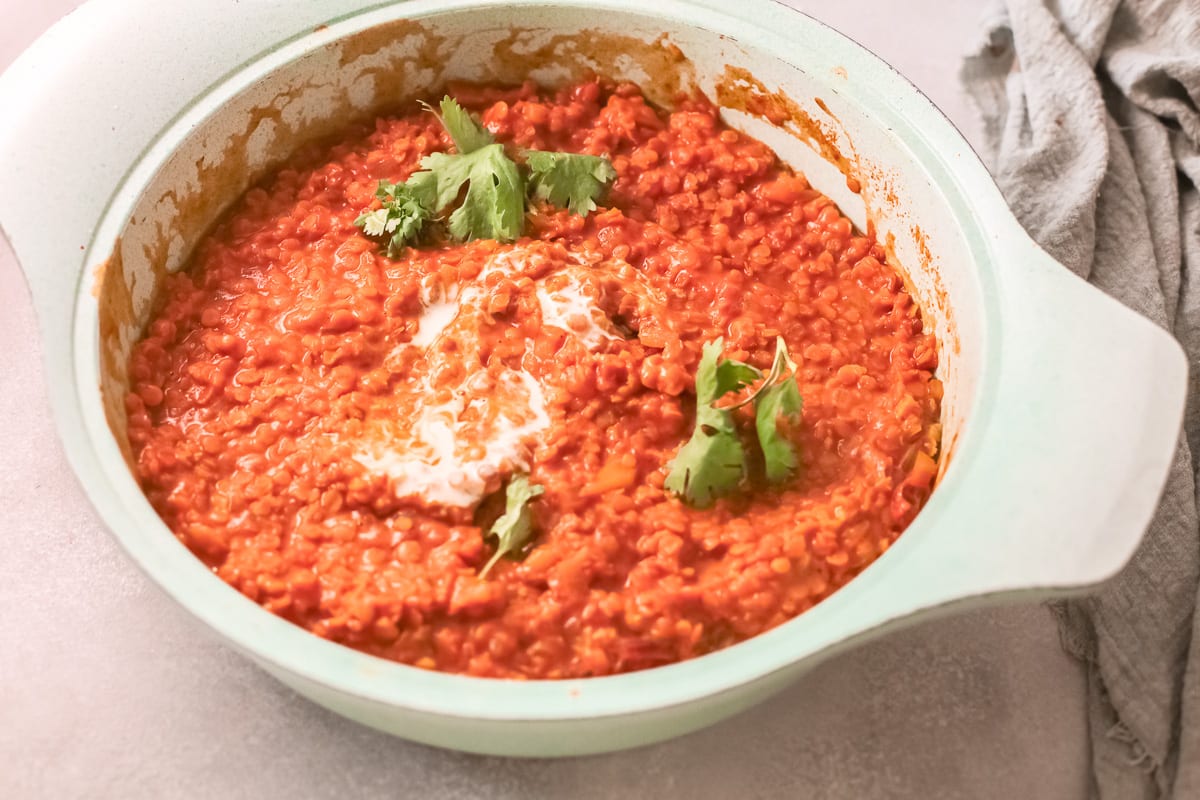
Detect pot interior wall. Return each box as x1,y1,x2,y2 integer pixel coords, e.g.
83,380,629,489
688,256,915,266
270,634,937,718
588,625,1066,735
96,5,980,478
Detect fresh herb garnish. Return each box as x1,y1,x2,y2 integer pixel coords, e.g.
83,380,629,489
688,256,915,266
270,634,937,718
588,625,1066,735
754,339,803,483
421,143,525,242
480,474,545,577
353,176,436,257
355,96,617,253
416,96,524,243
665,337,804,507
663,339,758,508
526,150,618,215
430,95,496,154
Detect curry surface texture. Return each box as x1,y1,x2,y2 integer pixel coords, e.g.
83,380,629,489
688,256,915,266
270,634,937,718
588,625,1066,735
126,81,941,678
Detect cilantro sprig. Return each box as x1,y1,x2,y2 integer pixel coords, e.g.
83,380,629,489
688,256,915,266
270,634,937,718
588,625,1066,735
353,176,436,257
430,95,495,154
480,474,545,578
355,96,616,253
754,342,803,482
422,143,525,242
664,338,804,507
663,340,754,508
526,150,618,215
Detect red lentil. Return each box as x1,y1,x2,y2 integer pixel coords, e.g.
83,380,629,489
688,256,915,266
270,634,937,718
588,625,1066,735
126,80,941,679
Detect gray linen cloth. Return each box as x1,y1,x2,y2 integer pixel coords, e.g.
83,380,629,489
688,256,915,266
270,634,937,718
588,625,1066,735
962,0,1200,796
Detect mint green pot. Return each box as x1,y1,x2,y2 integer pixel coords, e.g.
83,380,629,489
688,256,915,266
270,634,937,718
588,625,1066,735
0,0,1186,756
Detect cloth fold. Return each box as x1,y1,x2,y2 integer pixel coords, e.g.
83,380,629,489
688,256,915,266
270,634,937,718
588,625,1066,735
962,1,1200,797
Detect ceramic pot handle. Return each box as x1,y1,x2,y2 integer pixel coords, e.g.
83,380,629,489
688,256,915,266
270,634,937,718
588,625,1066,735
992,233,1185,584
892,231,1187,612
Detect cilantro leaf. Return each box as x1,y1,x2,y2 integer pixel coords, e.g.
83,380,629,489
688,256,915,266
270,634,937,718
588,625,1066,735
692,340,735,410
665,339,755,507
353,177,436,257
664,418,745,509
420,143,525,242
358,96,620,254
755,338,803,482
665,337,805,505
526,150,617,215
437,96,494,154
356,208,391,237
714,358,761,400
480,474,545,577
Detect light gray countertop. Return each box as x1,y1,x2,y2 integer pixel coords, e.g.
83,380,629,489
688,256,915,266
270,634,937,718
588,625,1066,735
0,2,1089,797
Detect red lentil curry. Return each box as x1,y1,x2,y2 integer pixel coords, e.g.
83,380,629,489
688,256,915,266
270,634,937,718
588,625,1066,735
126,80,941,679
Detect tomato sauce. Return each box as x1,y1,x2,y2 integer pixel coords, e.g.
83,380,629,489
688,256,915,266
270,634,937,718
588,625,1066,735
126,80,941,678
